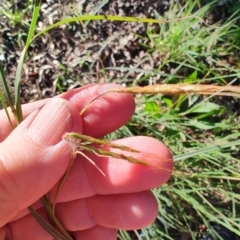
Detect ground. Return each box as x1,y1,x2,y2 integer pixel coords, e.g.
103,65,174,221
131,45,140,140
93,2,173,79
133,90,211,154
0,0,236,104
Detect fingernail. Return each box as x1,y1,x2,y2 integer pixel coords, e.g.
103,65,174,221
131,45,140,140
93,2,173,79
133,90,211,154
28,98,73,146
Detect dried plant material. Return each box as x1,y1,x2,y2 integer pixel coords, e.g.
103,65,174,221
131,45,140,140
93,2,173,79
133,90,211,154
110,84,240,96
28,205,73,240
52,156,76,213
80,84,240,115
40,196,73,240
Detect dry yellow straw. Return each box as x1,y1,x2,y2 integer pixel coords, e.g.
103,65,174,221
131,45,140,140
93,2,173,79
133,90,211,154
111,84,240,96
81,84,240,115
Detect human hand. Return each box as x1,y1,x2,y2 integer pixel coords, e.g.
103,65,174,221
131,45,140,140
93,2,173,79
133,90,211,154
0,84,173,240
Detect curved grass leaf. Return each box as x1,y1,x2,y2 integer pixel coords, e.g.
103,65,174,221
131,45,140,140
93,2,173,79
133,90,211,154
31,15,206,44
14,0,41,124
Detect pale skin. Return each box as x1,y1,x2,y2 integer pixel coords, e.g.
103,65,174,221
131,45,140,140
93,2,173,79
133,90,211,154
0,84,173,240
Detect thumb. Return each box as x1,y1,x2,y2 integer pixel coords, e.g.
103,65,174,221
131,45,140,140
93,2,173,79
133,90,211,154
0,98,82,227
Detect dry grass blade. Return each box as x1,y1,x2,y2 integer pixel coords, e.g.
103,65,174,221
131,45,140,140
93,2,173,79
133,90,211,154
28,206,72,240
110,84,240,96
40,196,74,240
80,84,240,115
0,91,14,129
0,63,16,128
52,157,76,213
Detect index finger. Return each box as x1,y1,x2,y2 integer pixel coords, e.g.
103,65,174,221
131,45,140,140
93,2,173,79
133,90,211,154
0,84,135,141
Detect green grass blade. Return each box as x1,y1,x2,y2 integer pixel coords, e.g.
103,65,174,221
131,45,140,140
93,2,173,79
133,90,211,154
14,0,41,124
17,2,74,238
174,138,240,161
31,15,202,43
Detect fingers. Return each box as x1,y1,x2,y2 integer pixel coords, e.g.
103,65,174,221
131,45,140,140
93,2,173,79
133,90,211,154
0,84,135,141
0,83,172,239
85,137,173,194
8,218,118,240
7,209,53,240
0,99,49,142
74,226,117,240
0,84,136,227
55,199,96,231
50,136,173,202
56,191,158,231
68,84,135,137
0,98,82,227
6,191,156,239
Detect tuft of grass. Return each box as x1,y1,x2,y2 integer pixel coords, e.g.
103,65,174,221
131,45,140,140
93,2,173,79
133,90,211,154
0,0,33,27
101,0,240,89
115,93,240,239
105,1,240,239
